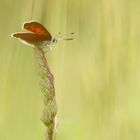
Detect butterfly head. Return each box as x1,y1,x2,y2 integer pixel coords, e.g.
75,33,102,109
43,32,75,49
42,38,58,49
52,38,58,44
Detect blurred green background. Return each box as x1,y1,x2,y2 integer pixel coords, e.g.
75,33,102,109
0,0,140,140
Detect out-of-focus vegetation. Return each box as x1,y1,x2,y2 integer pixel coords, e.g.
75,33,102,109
0,0,140,140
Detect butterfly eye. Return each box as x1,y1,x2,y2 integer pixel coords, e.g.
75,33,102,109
53,38,57,43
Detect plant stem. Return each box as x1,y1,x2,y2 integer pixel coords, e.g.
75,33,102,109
34,45,57,140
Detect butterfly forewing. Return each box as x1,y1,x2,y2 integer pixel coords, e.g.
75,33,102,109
23,21,52,41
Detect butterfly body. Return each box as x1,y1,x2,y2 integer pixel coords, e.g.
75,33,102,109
12,20,74,48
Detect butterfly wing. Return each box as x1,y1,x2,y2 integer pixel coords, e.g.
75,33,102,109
12,32,47,46
23,21,52,41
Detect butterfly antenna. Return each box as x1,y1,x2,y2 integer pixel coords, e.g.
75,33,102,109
61,32,75,40
54,32,75,41
54,32,62,38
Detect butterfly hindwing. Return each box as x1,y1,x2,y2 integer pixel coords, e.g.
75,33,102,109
12,32,47,46
23,21,52,41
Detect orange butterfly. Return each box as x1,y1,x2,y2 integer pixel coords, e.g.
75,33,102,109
11,20,74,48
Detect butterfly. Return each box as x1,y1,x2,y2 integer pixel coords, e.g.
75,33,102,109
11,20,75,48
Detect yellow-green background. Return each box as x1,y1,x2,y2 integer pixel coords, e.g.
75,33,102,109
0,0,140,140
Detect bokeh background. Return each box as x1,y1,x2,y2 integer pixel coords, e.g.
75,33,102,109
0,0,140,140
